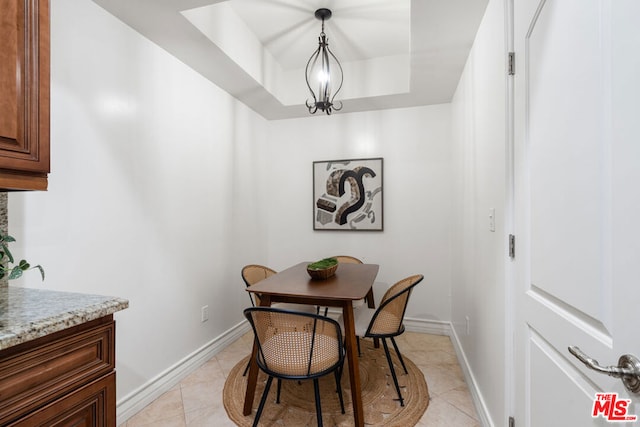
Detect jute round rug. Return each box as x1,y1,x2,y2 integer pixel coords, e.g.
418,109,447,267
223,339,429,426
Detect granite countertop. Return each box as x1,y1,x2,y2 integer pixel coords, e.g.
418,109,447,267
0,286,129,351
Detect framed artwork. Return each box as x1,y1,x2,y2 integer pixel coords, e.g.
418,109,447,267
313,157,383,231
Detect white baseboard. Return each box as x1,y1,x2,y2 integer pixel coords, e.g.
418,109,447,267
403,316,451,336
116,320,251,425
448,323,493,427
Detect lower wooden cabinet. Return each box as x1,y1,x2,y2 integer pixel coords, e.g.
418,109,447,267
7,373,115,427
0,316,117,426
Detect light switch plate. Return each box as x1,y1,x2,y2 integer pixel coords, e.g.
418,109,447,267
489,208,496,232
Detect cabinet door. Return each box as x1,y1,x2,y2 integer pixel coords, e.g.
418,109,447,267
0,0,50,190
8,373,116,427
0,319,115,425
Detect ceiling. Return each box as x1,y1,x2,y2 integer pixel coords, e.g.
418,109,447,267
91,0,489,120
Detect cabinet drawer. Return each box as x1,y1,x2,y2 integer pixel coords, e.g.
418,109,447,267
0,319,115,425
7,372,116,427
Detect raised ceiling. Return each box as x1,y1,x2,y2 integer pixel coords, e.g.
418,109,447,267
92,0,489,120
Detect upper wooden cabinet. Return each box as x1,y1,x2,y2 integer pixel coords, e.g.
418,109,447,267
0,0,50,191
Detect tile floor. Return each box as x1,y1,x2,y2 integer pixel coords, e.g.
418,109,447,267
120,331,481,426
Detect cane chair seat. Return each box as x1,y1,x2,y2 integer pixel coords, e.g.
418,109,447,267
261,331,342,376
244,307,345,427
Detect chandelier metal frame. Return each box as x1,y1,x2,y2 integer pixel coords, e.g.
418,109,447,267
305,8,344,115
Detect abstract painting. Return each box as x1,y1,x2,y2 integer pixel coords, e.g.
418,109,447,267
313,158,383,231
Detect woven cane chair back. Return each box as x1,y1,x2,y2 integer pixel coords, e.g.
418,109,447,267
333,255,363,264
244,307,344,379
331,255,366,310
242,264,277,307
366,274,423,337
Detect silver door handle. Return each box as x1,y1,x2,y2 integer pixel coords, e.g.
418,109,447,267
568,346,640,393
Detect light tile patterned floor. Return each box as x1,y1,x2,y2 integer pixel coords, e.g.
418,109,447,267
120,331,480,426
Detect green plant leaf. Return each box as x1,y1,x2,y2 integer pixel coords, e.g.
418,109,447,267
2,244,14,263
9,266,23,280
0,233,44,281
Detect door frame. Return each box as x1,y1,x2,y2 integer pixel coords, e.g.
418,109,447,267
505,0,516,423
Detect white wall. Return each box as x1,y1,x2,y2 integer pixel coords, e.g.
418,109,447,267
264,106,453,322
9,0,267,402
450,0,508,425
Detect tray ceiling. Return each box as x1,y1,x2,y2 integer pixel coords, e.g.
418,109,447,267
92,0,489,120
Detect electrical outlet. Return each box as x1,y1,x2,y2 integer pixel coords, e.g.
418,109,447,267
201,305,209,322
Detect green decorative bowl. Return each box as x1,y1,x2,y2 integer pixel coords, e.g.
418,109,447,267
307,258,338,280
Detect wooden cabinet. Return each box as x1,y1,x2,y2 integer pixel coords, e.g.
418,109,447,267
0,0,50,190
0,316,117,426
7,374,116,427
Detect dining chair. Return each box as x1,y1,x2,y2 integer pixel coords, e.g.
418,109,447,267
333,255,363,264
317,256,370,317
244,307,345,427
241,264,317,376
351,274,424,406
333,256,371,308
242,264,317,313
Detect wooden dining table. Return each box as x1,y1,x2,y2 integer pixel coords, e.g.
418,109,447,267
243,261,380,427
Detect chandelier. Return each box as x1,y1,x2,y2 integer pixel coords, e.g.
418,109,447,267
305,8,343,115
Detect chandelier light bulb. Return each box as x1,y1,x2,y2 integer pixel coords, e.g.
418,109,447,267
317,70,330,84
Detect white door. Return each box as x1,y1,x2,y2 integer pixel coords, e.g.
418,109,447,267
513,0,640,426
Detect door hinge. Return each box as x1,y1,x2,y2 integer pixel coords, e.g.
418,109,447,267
509,234,516,258
509,416,515,427
508,52,515,75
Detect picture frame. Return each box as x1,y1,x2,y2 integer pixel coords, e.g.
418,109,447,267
313,157,383,231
